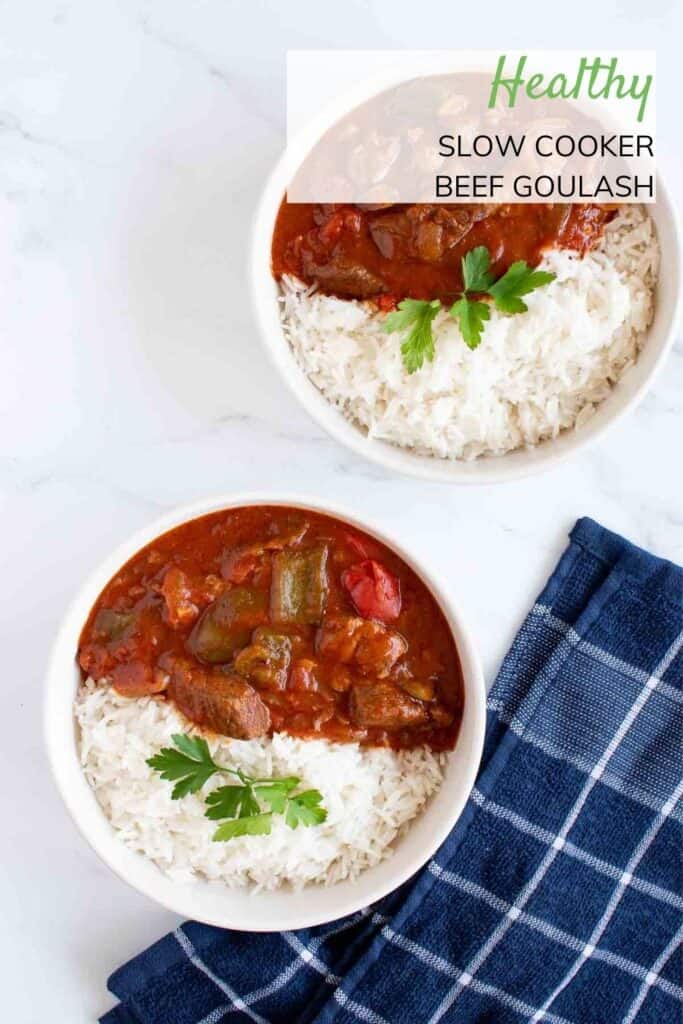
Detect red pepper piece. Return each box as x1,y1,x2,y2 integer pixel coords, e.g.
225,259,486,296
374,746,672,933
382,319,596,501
341,559,401,623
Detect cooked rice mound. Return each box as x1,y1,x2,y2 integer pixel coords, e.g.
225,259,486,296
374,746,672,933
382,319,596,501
280,206,658,461
76,680,446,890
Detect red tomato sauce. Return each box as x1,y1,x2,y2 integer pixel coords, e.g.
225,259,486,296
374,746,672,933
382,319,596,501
271,201,616,305
78,507,464,752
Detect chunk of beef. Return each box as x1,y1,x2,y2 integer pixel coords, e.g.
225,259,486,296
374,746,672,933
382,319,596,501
349,682,429,730
300,253,385,299
315,616,407,678
367,204,495,263
160,653,270,739
558,204,614,255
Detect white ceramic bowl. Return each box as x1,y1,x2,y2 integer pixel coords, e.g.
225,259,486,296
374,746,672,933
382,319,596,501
251,163,681,486
45,493,486,931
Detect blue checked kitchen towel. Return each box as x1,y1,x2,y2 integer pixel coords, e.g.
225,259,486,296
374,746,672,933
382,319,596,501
101,517,683,1024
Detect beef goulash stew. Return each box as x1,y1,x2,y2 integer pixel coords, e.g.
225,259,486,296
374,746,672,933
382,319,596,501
271,201,616,306
78,507,463,752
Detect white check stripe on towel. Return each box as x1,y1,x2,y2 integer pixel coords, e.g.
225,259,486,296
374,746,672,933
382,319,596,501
183,910,375,1024
427,864,683,1002
623,922,683,1024
539,608,683,708
283,932,341,986
334,914,573,1024
175,928,269,1024
485,699,683,824
469,788,683,912
334,988,390,1024
530,771,683,1021
426,627,683,1024
377,921,573,1024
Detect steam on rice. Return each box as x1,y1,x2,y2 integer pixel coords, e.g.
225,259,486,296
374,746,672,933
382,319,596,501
279,206,658,461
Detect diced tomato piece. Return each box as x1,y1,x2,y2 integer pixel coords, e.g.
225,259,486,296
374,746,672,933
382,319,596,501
375,294,398,313
341,560,401,623
318,211,345,246
161,567,199,628
289,659,319,692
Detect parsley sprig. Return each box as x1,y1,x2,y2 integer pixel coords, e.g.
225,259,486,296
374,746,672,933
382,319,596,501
147,734,218,799
147,734,327,842
382,298,440,374
382,245,556,372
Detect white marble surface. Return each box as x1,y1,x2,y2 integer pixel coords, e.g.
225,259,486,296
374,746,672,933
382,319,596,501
2,3,682,1020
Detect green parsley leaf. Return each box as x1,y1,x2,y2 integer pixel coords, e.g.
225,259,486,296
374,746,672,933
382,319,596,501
170,733,214,763
212,813,273,842
148,734,328,841
204,784,261,821
380,246,556,368
147,734,219,799
449,297,491,351
461,246,494,293
254,777,300,814
383,298,441,374
488,261,556,314
285,789,328,830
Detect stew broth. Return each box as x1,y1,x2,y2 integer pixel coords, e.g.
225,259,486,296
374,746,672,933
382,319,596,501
78,507,464,752
272,201,616,305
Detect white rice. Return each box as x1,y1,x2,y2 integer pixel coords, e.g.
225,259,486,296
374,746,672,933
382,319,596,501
280,206,658,461
75,680,446,890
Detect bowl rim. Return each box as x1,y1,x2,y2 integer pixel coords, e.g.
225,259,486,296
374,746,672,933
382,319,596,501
44,491,487,931
249,86,682,484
